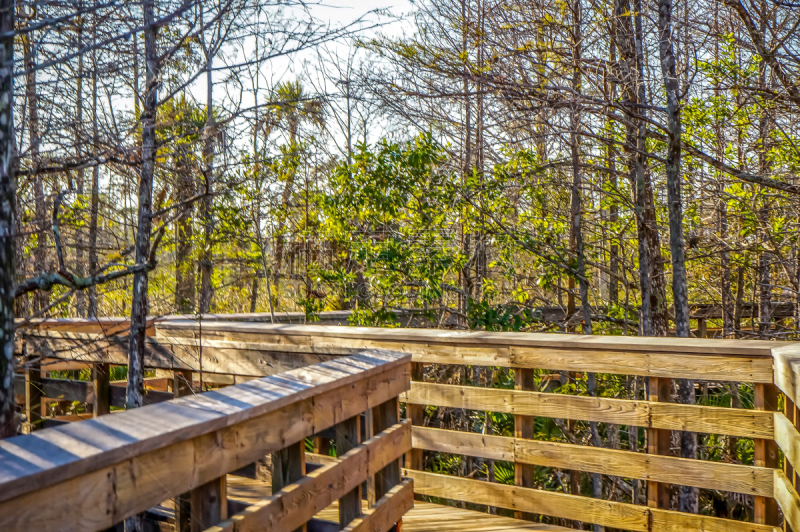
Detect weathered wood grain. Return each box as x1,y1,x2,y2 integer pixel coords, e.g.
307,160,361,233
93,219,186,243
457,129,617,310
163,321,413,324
207,421,410,532
0,350,410,531
406,469,779,532
404,382,775,438
341,479,414,532
411,426,773,496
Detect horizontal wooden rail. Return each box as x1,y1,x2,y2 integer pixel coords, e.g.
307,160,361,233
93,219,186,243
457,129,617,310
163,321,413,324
208,421,411,532
406,469,780,532
13,374,173,408
0,349,411,531
153,321,779,381
404,381,775,439
412,426,774,496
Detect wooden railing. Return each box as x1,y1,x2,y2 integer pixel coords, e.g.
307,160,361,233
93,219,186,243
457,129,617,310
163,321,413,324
1,347,412,532
12,319,800,530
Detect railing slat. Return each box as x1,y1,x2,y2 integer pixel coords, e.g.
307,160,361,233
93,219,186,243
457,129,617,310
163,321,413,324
337,414,362,528
405,381,775,439
190,476,227,532
412,426,774,496
407,469,779,532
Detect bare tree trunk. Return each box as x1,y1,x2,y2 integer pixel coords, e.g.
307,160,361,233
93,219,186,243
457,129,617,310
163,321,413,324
612,0,666,337
658,0,697,512
74,16,86,317
127,0,158,411
713,10,733,339
459,0,472,325
199,45,215,315
23,32,47,314
607,34,619,307
0,0,16,439
87,38,100,317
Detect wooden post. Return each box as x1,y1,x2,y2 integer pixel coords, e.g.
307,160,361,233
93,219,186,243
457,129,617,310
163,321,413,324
405,362,424,471
273,440,306,532
754,383,780,526
786,395,796,532
174,368,193,398
336,415,362,528
174,368,193,532
373,397,401,531
647,377,671,510
92,363,110,417
24,359,42,433
313,436,331,456
697,317,707,338
189,475,227,532
364,408,376,506
514,367,535,521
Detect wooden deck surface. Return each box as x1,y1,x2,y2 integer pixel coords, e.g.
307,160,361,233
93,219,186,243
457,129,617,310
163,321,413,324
227,475,573,532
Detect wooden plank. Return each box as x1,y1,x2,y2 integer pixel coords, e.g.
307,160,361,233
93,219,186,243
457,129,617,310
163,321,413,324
156,326,776,381
754,383,781,525
191,476,228,532
514,367,536,520
25,361,43,432
206,421,410,532
649,507,781,532
648,376,671,510
406,468,649,531
406,469,778,532
341,479,414,532
93,364,111,417
18,317,146,336
24,332,181,370
775,469,800,532
0,350,410,531
272,440,306,532
412,426,772,496
405,362,425,470
337,414,362,528
412,426,514,462
404,382,774,439
13,375,92,404
373,397,401,502
156,320,782,356
109,383,172,408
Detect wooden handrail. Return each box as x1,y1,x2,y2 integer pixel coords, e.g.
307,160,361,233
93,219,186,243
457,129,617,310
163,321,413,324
0,349,411,531
13,319,800,531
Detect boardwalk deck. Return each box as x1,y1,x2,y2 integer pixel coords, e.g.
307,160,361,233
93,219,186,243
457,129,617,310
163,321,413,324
226,475,574,532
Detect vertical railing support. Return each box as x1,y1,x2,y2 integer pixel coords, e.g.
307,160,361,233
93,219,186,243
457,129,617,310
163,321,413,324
337,414,362,527
174,368,193,532
754,383,781,525
405,362,425,471
373,396,402,531
24,358,42,433
785,395,796,532
273,440,306,532
514,367,535,521
647,377,672,510
189,475,227,532
92,363,110,417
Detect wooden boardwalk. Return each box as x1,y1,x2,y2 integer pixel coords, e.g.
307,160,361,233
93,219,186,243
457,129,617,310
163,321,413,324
227,476,573,532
